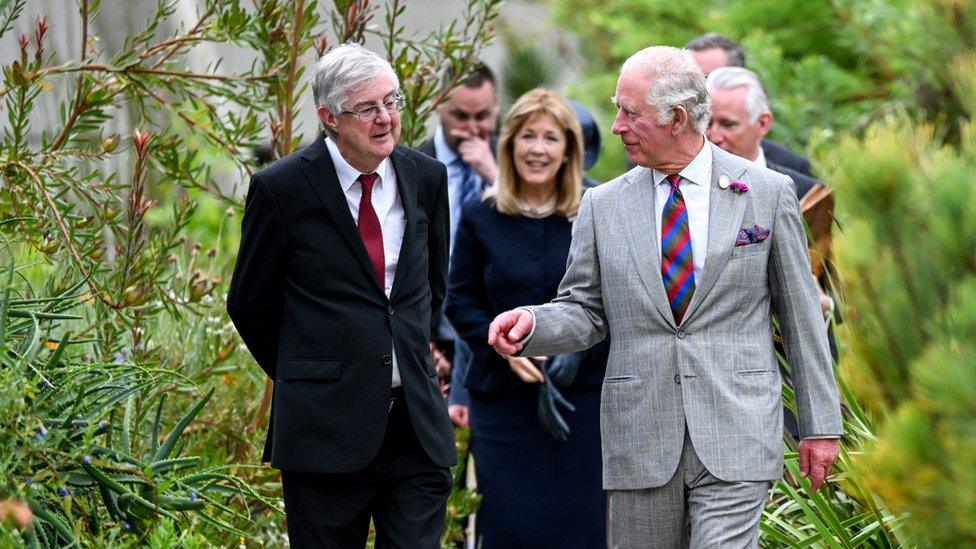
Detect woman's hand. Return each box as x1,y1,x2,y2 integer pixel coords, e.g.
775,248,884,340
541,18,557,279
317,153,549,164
507,356,546,384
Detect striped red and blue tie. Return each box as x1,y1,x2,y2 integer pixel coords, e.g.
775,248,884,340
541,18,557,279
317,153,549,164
661,174,695,325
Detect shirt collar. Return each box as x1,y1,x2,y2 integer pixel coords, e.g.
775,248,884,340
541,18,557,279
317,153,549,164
652,138,712,188
754,145,767,168
433,124,460,166
325,135,391,192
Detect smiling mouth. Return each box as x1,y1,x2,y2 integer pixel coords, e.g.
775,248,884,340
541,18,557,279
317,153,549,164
524,160,550,168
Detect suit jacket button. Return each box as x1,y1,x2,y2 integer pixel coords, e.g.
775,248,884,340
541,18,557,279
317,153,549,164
674,374,681,384
383,355,392,365
677,330,686,339
388,306,394,316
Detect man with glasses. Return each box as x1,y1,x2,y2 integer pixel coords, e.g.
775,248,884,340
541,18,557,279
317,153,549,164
419,64,500,429
228,42,454,547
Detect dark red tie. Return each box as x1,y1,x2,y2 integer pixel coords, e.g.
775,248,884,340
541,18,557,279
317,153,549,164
357,173,385,286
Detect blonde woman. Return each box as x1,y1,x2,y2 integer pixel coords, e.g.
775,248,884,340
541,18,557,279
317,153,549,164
445,89,609,548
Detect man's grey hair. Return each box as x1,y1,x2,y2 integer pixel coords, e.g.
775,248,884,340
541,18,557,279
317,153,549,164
706,66,770,123
621,46,711,134
684,33,746,67
312,42,399,137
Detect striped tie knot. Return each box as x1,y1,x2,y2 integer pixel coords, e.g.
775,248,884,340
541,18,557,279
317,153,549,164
661,174,695,325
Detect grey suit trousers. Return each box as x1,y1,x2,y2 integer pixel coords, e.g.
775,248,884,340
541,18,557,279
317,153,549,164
607,430,770,549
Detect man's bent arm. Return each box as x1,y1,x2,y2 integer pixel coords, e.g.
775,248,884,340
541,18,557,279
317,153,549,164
227,174,288,379
520,191,608,357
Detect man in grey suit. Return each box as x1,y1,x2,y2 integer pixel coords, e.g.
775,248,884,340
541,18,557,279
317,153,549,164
489,46,842,547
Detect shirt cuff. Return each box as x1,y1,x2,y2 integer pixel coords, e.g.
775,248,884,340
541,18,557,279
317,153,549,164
513,307,536,354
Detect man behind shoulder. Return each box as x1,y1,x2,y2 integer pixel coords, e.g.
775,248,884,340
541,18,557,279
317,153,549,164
685,32,814,177
228,42,454,547
489,46,842,547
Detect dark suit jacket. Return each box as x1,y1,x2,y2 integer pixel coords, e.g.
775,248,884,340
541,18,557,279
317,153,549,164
227,135,456,475
762,139,812,177
768,161,818,199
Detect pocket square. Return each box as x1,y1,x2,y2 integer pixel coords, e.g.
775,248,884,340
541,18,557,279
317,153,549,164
735,225,771,246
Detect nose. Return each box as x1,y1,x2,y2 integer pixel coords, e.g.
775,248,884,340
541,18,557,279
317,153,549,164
375,106,392,125
611,110,626,135
463,117,480,137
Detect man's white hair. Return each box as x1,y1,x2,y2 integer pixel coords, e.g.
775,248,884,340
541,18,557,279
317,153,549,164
620,46,711,134
311,42,399,137
706,66,770,123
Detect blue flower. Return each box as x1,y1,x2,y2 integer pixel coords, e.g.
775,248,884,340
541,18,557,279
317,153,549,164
123,522,131,531
35,427,48,441
83,455,92,463
58,486,69,497
189,491,198,501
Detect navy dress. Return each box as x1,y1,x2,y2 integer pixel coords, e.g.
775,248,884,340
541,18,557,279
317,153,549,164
445,198,608,548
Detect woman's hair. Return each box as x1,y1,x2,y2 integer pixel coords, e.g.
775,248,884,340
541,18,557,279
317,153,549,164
490,89,584,217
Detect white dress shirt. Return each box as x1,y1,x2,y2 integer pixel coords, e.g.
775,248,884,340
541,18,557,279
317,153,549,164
652,140,712,282
326,136,405,387
433,125,488,254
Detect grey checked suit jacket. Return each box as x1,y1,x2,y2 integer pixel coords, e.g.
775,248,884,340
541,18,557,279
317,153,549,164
521,143,842,490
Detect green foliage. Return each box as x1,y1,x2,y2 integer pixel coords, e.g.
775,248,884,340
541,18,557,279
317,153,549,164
831,116,976,546
0,0,500,544
0,245,274,546
499,32,559,112
548,0,926,182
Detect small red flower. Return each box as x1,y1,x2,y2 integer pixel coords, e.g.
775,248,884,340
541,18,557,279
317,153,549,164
131,129,153,158
315,35,329,57
729,180,749,194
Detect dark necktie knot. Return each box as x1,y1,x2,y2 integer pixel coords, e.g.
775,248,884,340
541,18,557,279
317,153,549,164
666,174,681,189
359,173,378,196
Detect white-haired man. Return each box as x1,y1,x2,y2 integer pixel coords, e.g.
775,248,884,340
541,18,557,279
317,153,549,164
489,46,842,547
705,66,819,199
228,42,454,547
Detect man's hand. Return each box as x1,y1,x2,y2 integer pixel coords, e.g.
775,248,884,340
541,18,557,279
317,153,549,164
429,342,452,377
451,129,498,182
799,438,840,492
507,356,545,384
448,404,469,428
487,309,534,355
813,276,833,318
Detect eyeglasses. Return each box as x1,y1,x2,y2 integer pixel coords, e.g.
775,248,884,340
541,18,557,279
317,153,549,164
340,94,406,122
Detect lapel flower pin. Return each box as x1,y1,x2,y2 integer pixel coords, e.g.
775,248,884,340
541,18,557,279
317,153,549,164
729,180,749,194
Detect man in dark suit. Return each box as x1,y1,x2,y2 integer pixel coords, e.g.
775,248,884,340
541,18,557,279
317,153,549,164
227,42,454,548
418,64,500,429
685,32,814,177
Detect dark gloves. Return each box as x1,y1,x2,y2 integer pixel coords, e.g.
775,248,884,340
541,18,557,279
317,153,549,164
537,365,576,440
546,352,584,387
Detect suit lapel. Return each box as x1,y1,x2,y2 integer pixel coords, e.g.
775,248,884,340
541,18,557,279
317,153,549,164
682,145,748,323
620,168,676,329
388,147,417,302
299,136,383,293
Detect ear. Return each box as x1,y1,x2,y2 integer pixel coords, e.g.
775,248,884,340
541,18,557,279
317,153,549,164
756,111,773,140
670,105,690,136
318,106,339,134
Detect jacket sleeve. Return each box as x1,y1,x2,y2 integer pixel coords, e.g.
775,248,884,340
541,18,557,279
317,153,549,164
768,182,843,438
226,173,288,379
427,163,450,319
